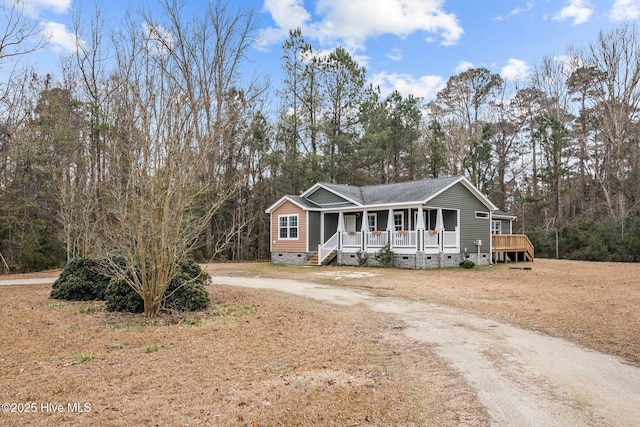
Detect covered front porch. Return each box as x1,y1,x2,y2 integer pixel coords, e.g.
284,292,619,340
318,207,460,265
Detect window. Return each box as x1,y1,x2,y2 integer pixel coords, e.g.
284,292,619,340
367,213,377,231
475,211,489,219
491,220,502,235
393,213,404,231
278,214,298,239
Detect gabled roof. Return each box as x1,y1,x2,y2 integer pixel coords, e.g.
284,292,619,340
269,176,499,213
265,195,319,214
302,176,497,210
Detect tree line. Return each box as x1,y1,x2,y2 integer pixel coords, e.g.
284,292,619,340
2,1,640,273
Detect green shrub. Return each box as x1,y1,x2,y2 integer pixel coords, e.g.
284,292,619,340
104,278,145,313
50,258,111,301
374,243,394,268
355,250,369,266
459,260,475,269
105,260,210,313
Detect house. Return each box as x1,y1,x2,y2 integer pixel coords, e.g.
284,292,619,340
265,176,533,269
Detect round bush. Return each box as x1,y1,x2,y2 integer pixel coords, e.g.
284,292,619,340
104,278,145,313
50,258,111,301
459,260,475,269
105,260,210,313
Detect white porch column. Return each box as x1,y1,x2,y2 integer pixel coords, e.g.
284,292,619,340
387,208,394,248
361,210,368,250
337,212,345,250
416,206,425,252
435,208,444,252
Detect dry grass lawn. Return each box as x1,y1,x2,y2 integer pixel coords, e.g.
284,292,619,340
1,257,638,426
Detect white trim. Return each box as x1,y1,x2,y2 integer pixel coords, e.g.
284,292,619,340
278,214,299,240
266,196,313,213
300,183,363,206
393,212,404,231
475,211,490,219
367,213,377,231
425,176,498,212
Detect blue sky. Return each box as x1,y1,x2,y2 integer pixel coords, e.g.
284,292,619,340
13,0,640,101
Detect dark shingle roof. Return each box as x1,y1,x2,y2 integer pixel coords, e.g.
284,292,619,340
320,176,461,205
287,195,320,209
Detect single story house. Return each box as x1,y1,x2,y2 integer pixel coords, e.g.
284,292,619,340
266,176,533,269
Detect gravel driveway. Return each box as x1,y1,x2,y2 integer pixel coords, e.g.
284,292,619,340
2,273,638,426
211,275,640,427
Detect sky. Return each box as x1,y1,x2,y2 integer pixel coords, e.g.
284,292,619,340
11,0,640,102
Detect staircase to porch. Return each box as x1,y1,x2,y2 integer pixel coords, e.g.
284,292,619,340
306,251,337,266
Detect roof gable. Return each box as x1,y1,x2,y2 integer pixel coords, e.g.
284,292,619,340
265,195,318,214
271,176,498,212
305,186,356,206
301,183,363,206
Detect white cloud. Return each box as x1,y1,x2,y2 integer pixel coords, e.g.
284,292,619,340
22,0,71,17
40,21,81,54
609,0,640,21
496,1,535,20
511,1,535,16
455,60,474,74
387,48,402,61
501,59,531,81
553,0,593,25
142,23,174,58
369,71,445,101
259,0,463,51
257,0,311,48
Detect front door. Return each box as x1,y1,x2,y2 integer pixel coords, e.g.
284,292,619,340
345,215,357,232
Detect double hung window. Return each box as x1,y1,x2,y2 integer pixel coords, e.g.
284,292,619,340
279,215,298,239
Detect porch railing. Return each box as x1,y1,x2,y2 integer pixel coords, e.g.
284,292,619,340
393,230,417,247
424,231,439,248
341,231,362,247
443,230,457,247
318,232,339,265
366,231,388,247
331,229,458,251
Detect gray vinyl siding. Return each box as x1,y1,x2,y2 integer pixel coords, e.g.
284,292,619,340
308,211,321,250
307,188,349,205
324,213,338,241
429,182,491,252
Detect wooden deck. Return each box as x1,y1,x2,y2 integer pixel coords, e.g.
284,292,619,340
491,234,534,262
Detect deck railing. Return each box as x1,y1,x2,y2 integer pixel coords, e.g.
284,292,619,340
491,234,534,260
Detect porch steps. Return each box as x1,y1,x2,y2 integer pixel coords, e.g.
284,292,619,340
306,250,337,266
306,253,319,265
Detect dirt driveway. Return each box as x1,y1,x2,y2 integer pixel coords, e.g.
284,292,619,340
2,259,639,426
211,274,640,427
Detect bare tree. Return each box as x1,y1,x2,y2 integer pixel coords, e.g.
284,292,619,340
569,23,640,223
0,0,47,67
98,0,258,317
